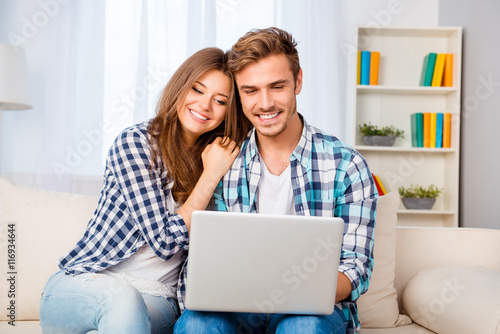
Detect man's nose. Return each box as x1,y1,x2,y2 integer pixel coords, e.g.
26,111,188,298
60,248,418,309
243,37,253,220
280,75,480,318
258,91,273,111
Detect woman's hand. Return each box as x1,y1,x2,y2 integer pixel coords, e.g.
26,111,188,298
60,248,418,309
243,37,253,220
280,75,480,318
201,137,240,182
177,137,239,233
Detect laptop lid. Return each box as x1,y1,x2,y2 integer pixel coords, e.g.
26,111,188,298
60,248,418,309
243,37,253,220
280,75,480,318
184,211,344,315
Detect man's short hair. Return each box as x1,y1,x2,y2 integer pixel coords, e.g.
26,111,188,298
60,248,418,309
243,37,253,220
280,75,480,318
228,27,300,81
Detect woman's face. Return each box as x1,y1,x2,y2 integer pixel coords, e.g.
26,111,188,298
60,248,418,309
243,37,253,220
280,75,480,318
177,69,231,147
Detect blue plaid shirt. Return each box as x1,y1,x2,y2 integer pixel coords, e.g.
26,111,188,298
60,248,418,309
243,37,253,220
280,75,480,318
59,121,190,302
211,118,378,334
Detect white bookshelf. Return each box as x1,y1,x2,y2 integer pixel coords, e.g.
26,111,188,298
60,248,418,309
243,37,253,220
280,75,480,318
352,26,462,227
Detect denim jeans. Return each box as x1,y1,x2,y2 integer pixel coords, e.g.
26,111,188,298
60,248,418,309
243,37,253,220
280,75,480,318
173,307,347,334
39,270,180,334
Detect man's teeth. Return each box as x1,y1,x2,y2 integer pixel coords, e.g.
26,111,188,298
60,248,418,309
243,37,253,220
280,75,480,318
259,113,279,120
190,110,208,121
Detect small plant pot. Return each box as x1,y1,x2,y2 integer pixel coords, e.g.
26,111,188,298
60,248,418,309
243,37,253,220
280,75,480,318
363,135,396,147
402,197,436,210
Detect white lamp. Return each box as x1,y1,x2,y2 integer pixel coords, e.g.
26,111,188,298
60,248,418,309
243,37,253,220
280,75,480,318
0,44,32,173
0,44,32,110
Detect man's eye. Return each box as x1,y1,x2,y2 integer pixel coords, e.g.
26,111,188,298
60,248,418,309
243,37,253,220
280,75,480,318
273,86,284,90
243,90,256,94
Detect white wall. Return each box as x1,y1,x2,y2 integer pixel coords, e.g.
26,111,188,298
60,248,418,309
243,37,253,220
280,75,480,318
0,0,439,195
439,0,500,229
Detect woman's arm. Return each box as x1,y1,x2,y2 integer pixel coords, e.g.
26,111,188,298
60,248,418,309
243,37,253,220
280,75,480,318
177,137,239,233
109,127,238,257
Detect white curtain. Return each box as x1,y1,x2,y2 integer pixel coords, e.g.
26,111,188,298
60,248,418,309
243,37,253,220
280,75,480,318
1,0,347,194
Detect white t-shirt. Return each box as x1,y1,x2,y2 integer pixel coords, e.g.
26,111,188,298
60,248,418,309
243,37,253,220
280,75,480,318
257,160,295,215
102,190,184,298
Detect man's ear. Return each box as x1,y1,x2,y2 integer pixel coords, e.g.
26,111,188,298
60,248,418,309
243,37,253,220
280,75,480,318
295,68,303,95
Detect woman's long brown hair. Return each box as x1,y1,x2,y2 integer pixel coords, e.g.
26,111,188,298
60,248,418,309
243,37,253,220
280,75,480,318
149,47,249,203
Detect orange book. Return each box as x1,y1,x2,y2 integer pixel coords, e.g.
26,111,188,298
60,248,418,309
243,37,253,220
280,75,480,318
431,53,446,87
443,113,452,148
357,50,361,85
430,113,437,147
369,51,380,85
442,53,453,87
423,113,431,147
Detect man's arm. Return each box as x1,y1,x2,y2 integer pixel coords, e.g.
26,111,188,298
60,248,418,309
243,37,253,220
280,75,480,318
335,272,352,303
335,153,378,303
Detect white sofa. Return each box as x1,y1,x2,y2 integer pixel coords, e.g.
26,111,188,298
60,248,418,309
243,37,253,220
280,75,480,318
1,177,500,334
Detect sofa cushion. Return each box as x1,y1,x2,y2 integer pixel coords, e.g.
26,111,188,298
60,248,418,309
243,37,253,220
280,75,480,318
357,191,411,328
403,266,500,334
0,178,98,321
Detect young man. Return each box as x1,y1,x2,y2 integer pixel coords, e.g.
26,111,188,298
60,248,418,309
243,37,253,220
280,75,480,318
174,27,377,334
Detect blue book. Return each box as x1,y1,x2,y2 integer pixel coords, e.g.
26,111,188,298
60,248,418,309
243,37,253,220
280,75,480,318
360,51,371,85
436,113,444,148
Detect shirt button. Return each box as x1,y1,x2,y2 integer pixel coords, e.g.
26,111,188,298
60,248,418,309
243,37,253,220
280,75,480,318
157,237,162,243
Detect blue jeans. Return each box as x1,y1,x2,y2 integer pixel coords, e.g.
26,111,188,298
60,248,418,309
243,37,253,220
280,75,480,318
173,307,347,334
39,270,180,334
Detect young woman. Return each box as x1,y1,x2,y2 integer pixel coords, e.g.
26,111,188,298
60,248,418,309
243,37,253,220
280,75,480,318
39,47,248,334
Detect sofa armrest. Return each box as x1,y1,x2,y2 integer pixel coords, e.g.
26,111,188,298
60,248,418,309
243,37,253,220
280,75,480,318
394,227,500,312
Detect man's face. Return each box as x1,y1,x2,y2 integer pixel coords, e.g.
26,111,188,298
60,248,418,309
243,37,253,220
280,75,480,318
235,54,302,139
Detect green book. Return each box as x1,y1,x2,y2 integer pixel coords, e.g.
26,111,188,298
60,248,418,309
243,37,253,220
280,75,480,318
421,53,437,87
416,113,424,147
419,55,429,86
411,113,418,147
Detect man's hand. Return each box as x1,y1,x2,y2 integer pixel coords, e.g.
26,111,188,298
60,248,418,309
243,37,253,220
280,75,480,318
335,272,352,303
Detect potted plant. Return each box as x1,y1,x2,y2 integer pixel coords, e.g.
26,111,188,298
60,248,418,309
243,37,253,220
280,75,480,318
359,122,405,146
398,184,443,210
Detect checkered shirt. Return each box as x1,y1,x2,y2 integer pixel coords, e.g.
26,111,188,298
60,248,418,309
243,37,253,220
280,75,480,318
58,121,190,303
209,118,378,334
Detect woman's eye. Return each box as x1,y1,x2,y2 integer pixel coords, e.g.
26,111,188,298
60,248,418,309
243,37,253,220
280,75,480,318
192,87,203,94
215,99,227,105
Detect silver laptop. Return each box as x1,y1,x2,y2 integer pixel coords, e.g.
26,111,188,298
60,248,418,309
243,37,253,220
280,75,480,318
184,211,344,315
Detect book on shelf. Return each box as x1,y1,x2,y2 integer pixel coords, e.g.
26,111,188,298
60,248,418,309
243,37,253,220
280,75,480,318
369,51,380,85
410,113,424,147
358,50,380,85
420,52,454,87
420,52,437,86
431,53,446,87
430,113,437,147
443,113,452,148
410,113,418,147
372,173,387,195
435,113,443,148
360,51,371,85
423,113,431,147
411,112,451,149
442,54,453,87
357,50,361,85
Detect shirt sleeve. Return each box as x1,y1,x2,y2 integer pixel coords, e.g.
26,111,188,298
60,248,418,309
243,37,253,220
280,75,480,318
212,181,228,211
108,126,189,259
335,152,378,302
